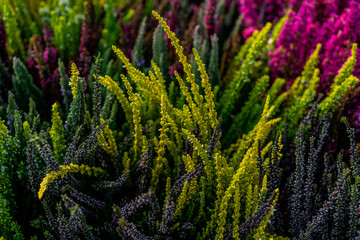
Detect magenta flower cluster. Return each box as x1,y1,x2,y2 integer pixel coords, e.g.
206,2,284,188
269,0,360,89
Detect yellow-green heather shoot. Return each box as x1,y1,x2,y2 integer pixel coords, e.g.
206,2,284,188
112,45,152,94
163,177,172,211
232,182,241,240
70,63,79,99
38,163,104,200
97,118,117,158
318,44,358,115
120,74,143,160
332,43,357,89
193,48,218,130
318,75,359,115
151,95,171,188
98,75,132,123
245,184,253,220
268,11,289,47
152,10,204,116
288,43,321,105
216,96,278,240
174,180,190,218
287,68,320,129
49,103,66,163
182,154,195,172
23,121,31,140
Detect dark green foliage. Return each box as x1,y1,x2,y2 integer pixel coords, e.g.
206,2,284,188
25,98,39,127
152,25,169,82
66,79,86,136
12,58,44,113
132,17,147,71
6,91,18,134
14,111,25,149
91,53,103,128
209,35,220,86
58,59,71,113
0,62,12,100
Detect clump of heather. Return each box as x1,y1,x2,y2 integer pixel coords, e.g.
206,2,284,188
269,0,360,87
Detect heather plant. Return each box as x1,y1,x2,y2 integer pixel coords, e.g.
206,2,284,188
0,11,286,239
1,1,360,240
267,0,360,132
276,107,360,239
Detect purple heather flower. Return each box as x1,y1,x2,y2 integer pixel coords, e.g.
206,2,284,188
27,36,44,87
268,0,360,140
77,21,93,78
27,24,59,91
118,21,135,61
238,0,262,38
169,63,183,76
204,0,217,39
237,0,288,39
136,59,146,67
288,0,302,11
43,46,57,70
318,2,360,92
268,8,317,82
243,26,258,39
269,0,359,88
43,25,58,70
167,0,182,34
238,0,260,27
266,0,287,21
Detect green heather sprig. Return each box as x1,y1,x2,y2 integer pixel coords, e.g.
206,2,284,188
318,44,359,115
49,103,66,163
219,23,272,121
12,58,44,114
0,0,25,59
0,119,23,240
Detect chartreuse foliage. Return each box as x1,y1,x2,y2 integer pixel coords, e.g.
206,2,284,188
0,0,25,59
267,12,289,50
99,0,121,50
43,0,86,60
219,22,272,121
214,97,280,240
318,43,359,115
12,57,44,113
84,11,282,239
276,42,359,136
38,163,104,200
70,63,80,99
98,118,117,158
49,103,66,163
287,43,322,106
